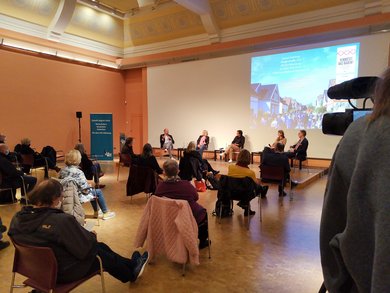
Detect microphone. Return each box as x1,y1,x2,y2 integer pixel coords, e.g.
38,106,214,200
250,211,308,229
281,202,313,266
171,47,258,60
327,76,380,100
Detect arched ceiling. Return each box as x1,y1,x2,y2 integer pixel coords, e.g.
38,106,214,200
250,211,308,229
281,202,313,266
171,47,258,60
0,0,389,69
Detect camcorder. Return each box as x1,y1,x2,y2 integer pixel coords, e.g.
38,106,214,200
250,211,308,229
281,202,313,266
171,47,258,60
322,76,380,135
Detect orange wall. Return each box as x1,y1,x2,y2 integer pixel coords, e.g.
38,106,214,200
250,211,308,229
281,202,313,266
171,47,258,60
123,68,148,154
0,49,126,155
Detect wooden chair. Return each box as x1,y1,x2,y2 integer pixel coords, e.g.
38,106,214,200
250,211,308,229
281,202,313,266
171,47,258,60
117,153,131,181
9,238,106,293
19,153,49,178
217,175,260,229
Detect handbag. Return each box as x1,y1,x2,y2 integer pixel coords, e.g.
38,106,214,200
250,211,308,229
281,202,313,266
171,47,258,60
194,180,206,192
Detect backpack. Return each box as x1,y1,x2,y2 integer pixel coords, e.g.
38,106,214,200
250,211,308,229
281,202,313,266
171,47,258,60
212,199,233,218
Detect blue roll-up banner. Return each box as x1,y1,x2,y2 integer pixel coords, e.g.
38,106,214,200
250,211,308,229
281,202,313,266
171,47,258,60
90,113,113,161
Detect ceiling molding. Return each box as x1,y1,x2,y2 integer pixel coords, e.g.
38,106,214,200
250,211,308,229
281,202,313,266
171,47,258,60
48,0,77,41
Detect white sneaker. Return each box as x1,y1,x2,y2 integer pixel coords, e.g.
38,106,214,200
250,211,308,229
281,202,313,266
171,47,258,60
93,209,104,219
228,159,233,163
103,211,116,220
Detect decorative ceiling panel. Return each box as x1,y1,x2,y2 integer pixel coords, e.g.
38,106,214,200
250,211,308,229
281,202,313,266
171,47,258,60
209,0,360,29
0,0,60,27
65,4,123,48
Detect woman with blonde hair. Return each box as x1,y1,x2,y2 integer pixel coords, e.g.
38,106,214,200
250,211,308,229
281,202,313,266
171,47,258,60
196,130,209,158
59,150,115,220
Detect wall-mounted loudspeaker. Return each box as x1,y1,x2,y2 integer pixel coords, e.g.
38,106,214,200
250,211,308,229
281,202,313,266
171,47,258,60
76,111,82,118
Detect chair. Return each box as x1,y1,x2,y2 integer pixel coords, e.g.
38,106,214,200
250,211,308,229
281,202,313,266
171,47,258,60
290,154,309,172
126,164,157,199
117,153,131,181
0,171,15,204
217,175,260,229
134,196,201,276
9,238,106,293
260,164,292,200
19,153,49,178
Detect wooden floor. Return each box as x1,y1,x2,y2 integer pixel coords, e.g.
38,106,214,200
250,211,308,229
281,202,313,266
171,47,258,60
0,159,327,293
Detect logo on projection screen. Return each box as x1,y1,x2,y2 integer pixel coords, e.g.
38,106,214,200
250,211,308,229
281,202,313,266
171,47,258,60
250,42,360,130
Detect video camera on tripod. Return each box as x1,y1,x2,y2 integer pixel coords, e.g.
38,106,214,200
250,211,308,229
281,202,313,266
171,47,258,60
322,76,380,136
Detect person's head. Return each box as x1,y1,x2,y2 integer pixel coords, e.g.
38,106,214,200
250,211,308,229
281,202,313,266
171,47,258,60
371,67,390,121
164,128,169,135
0,134,6,143
28,179,63,208
125,137,133,146
237,149,251,167
202,130,208,136
275,143,284,153
186,141,196,152
298,130,306,138
21,138,31,146
0,143,10,155
278,130,285,139
65,149,81,166
142,143,153,158
74,143,86,155
163,159,179,178
237,130,243,137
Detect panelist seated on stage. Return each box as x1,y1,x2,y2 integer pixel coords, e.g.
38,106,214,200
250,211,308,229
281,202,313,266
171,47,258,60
286,130,309,161
196,130,209,158
262,143,291,197
270,130,287,151
221,130,245,163
159,128,175,159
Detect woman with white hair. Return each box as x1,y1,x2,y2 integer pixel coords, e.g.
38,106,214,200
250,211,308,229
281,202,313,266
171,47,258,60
59,150,115,220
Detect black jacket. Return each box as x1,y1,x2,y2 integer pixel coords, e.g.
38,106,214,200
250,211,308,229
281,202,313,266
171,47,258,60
178,151,203,181
232,136,245,148
292,137,309,159
132,155,163,174
0,153,24,181
262,152,290,174
8,207,97,283
160,134,175,148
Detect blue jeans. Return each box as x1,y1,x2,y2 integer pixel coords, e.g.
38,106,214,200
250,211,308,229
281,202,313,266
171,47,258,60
90,189,108,213
196,145,207,158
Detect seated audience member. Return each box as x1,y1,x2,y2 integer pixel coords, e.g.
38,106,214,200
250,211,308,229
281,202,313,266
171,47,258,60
60,178,86,226
262,143,291,197
196,130,209,158
0,134,5,144
221,130,245,163
0,143,37,202
133,143,163,175
179,142,219,181
0,215,10,250
74,143,105,188
155,159,209,249
228,149,269,215
59,150,115,220
8,179,149,284
14,137,60,177
286,130,308,163
320,68,390,292
0,134,19,163
270,130,287,150
121,137,137,159
159,128,175,159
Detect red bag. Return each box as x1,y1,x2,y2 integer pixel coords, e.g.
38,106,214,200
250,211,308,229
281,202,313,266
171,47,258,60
194,180,206,192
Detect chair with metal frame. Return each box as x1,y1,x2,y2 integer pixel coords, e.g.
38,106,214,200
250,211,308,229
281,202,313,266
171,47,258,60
19,153,49,178
126,164,158,200
260,164,292,200
9,237,106,293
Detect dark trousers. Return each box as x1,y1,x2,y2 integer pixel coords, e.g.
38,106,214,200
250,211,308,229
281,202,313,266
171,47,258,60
198,214,209,245
2,175,37,199
88,242,137,283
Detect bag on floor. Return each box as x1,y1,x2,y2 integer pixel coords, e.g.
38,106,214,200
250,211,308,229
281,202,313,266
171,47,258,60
194,180,206,192
212,199,233,218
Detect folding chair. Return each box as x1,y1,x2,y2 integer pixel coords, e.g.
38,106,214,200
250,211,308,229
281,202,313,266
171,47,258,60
126,164,157,200
10,238,105,293
260,164,292,201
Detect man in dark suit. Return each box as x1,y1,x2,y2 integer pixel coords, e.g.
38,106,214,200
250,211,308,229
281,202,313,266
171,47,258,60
159,128,175,158
0,144,37,202
286,129,309,165
262,143,291,196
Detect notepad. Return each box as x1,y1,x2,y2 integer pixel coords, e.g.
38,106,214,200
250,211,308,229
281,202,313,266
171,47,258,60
83,220,95,232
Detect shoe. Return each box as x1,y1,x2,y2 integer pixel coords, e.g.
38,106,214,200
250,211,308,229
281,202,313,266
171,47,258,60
244,210,256,216
291,181,298,187
19,198,27,205
212,170,220,175
0,225,7,233
54,166,61,173
0,240,10,250
237,201,247,209
279,191,287,197
199,239,211,249
93,210,104,219
95,184,106,189
131,250,141,260
228,159,233,163
260,185,269,198
98,172,105,178
102,211,116,220
130,251,149,283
